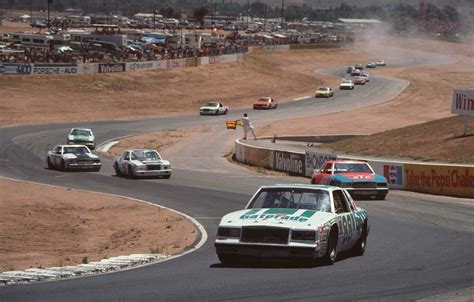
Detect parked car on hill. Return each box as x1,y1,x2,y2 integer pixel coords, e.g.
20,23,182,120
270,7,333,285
46,145,101,171
310,160,389,200
113,149,172,179
215,184,370,266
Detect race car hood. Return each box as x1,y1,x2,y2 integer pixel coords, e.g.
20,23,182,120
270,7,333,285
219,208,336,229
254,101,270,105
200,105,218,110
62,153,98,160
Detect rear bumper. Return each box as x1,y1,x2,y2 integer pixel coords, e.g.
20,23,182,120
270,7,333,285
346,187,388,196
215,243,318,259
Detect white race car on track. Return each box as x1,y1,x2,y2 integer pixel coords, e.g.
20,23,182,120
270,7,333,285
215,184,369,266
46,145,101,171
67,128,95,150
339,79,355,90
113,149,172,178
376,60,386,66
199,102,229,115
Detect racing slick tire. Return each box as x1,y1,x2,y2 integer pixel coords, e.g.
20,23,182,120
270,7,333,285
351,221,368,256
59,159,66,171
114,163,122,177
217,254,240,266
127,165,135,179
322,228,338,265
46,157,53,169
374,193,387,200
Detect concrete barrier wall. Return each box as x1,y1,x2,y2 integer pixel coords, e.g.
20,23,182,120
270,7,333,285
235,138,474,198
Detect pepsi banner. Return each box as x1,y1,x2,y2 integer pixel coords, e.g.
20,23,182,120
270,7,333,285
368,161,404,189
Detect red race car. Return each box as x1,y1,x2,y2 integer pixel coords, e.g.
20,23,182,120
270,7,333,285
310,160,389,199
253,97,278,110
353,76,367,85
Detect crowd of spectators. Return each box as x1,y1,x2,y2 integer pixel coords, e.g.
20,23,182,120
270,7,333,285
391,16,468,39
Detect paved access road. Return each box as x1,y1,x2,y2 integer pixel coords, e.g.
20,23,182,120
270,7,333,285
0,55,473,301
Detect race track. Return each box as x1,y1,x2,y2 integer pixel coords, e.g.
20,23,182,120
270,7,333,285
0,56,473,301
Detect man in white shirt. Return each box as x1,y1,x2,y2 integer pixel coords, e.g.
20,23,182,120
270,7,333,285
241,113,257,140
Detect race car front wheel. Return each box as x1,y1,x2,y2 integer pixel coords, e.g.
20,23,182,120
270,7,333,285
322,228,338,265
47,157,53,169
114,164,122,177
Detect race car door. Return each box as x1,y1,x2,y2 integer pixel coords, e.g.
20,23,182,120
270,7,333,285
51,146,63,167
119,151,131,174
333,189,357,251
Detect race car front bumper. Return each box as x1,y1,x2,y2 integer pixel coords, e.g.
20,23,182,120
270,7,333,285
132,169,172,177
346,187,388,197
66,162,101,170
67,140,95,149
215,242,321,259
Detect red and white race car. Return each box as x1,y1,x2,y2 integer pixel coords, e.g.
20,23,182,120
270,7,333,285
353,77,367,85
310,160,389,200
253,97,278,110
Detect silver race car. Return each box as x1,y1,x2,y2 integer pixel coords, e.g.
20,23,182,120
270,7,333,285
113,149,172,179
46,145,101,171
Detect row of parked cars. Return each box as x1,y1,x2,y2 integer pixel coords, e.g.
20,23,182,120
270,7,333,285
46,127,172,179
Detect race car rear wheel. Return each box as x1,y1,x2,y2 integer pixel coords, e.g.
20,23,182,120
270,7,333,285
127,165,135,179
59,159,66,171
322,228,338,265
374,193,387,200
46,157,53,169
114,164,122,176
217,254,239,266
352,221,368,256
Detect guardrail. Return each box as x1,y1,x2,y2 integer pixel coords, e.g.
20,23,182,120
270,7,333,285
235,137,474,198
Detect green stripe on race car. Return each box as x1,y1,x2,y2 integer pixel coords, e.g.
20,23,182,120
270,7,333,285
300,210,316,218
264,208,298,215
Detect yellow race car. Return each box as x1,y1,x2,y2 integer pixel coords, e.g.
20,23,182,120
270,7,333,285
315,86,334,98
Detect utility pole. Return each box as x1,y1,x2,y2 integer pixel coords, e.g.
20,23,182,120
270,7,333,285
47,0,52,28
281,0,285,23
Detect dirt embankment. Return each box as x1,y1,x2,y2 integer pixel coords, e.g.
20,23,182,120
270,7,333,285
0,178,197,271
323,116,474,164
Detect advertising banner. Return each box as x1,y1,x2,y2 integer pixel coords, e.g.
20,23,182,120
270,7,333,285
0,63,33,75
404,163,474,198
78,63,99,74
125,61,156,72
369,161,404,189
271,150,306,176
33,64,78,75
184,57,198,67
98,63,126,73
199,57,210,65
451,89,474,117
218,54,237,63
305,150,337,177
209,56,220,64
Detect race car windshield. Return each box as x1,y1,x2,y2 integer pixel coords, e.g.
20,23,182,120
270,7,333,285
131,150,161,160
334,163,372,174
248,188,331,212
63,147,89,155
206,102,218,107
71,129,91,136
319,87,329,91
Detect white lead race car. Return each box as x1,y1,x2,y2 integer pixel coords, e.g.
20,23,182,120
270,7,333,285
215,184,369,266
113,149,172,178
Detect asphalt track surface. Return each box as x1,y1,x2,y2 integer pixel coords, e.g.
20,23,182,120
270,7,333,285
0,55,473,301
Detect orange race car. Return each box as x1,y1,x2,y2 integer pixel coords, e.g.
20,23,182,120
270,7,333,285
253,97,278,110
